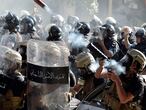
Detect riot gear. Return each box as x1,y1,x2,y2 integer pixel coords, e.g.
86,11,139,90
128,49,146,72
4,12,19,33
75,52,95,69
20,15,36,34
47,25,62,41
76,22,90,36
135,28,146,39
121,49,146,73
5,49,22,65
102,24,116,38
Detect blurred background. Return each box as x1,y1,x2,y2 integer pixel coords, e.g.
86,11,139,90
0,0,146,27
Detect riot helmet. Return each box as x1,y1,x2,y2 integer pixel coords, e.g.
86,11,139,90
76,22,90,36
20,16,36,34
102,24,115,38
135,28,146,39
120,49,146,73
75,52,95,69
4,12,19,33
47,24,62,41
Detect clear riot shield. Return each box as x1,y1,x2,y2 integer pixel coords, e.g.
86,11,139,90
27,39,70,110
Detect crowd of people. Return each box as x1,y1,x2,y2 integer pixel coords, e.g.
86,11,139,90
0,9,146,110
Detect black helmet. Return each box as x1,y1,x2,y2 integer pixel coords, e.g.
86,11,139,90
4,12,19,33
76,22,90,35
135,28,146,39
102,24,115,38
20,16,36,33
47,25,62,41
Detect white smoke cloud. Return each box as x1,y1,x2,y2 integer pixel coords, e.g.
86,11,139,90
67,32,89,49
104,59,126,75
88,59,126,75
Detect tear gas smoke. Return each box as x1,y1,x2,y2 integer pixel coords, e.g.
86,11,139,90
88,59,125,75
104,59,126,75
67,32,89,49
87,43,125,75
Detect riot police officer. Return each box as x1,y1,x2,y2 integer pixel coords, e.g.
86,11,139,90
124,27,146,56
0,12,22,50
19,15,40,41
92,24,119,58
46,24,62,41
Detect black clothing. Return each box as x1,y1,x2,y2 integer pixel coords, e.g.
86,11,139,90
0,72,27,96
131,42,146,56
91,37,119,59
120,74,144,101
112,39,128,61
104,37,119,55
